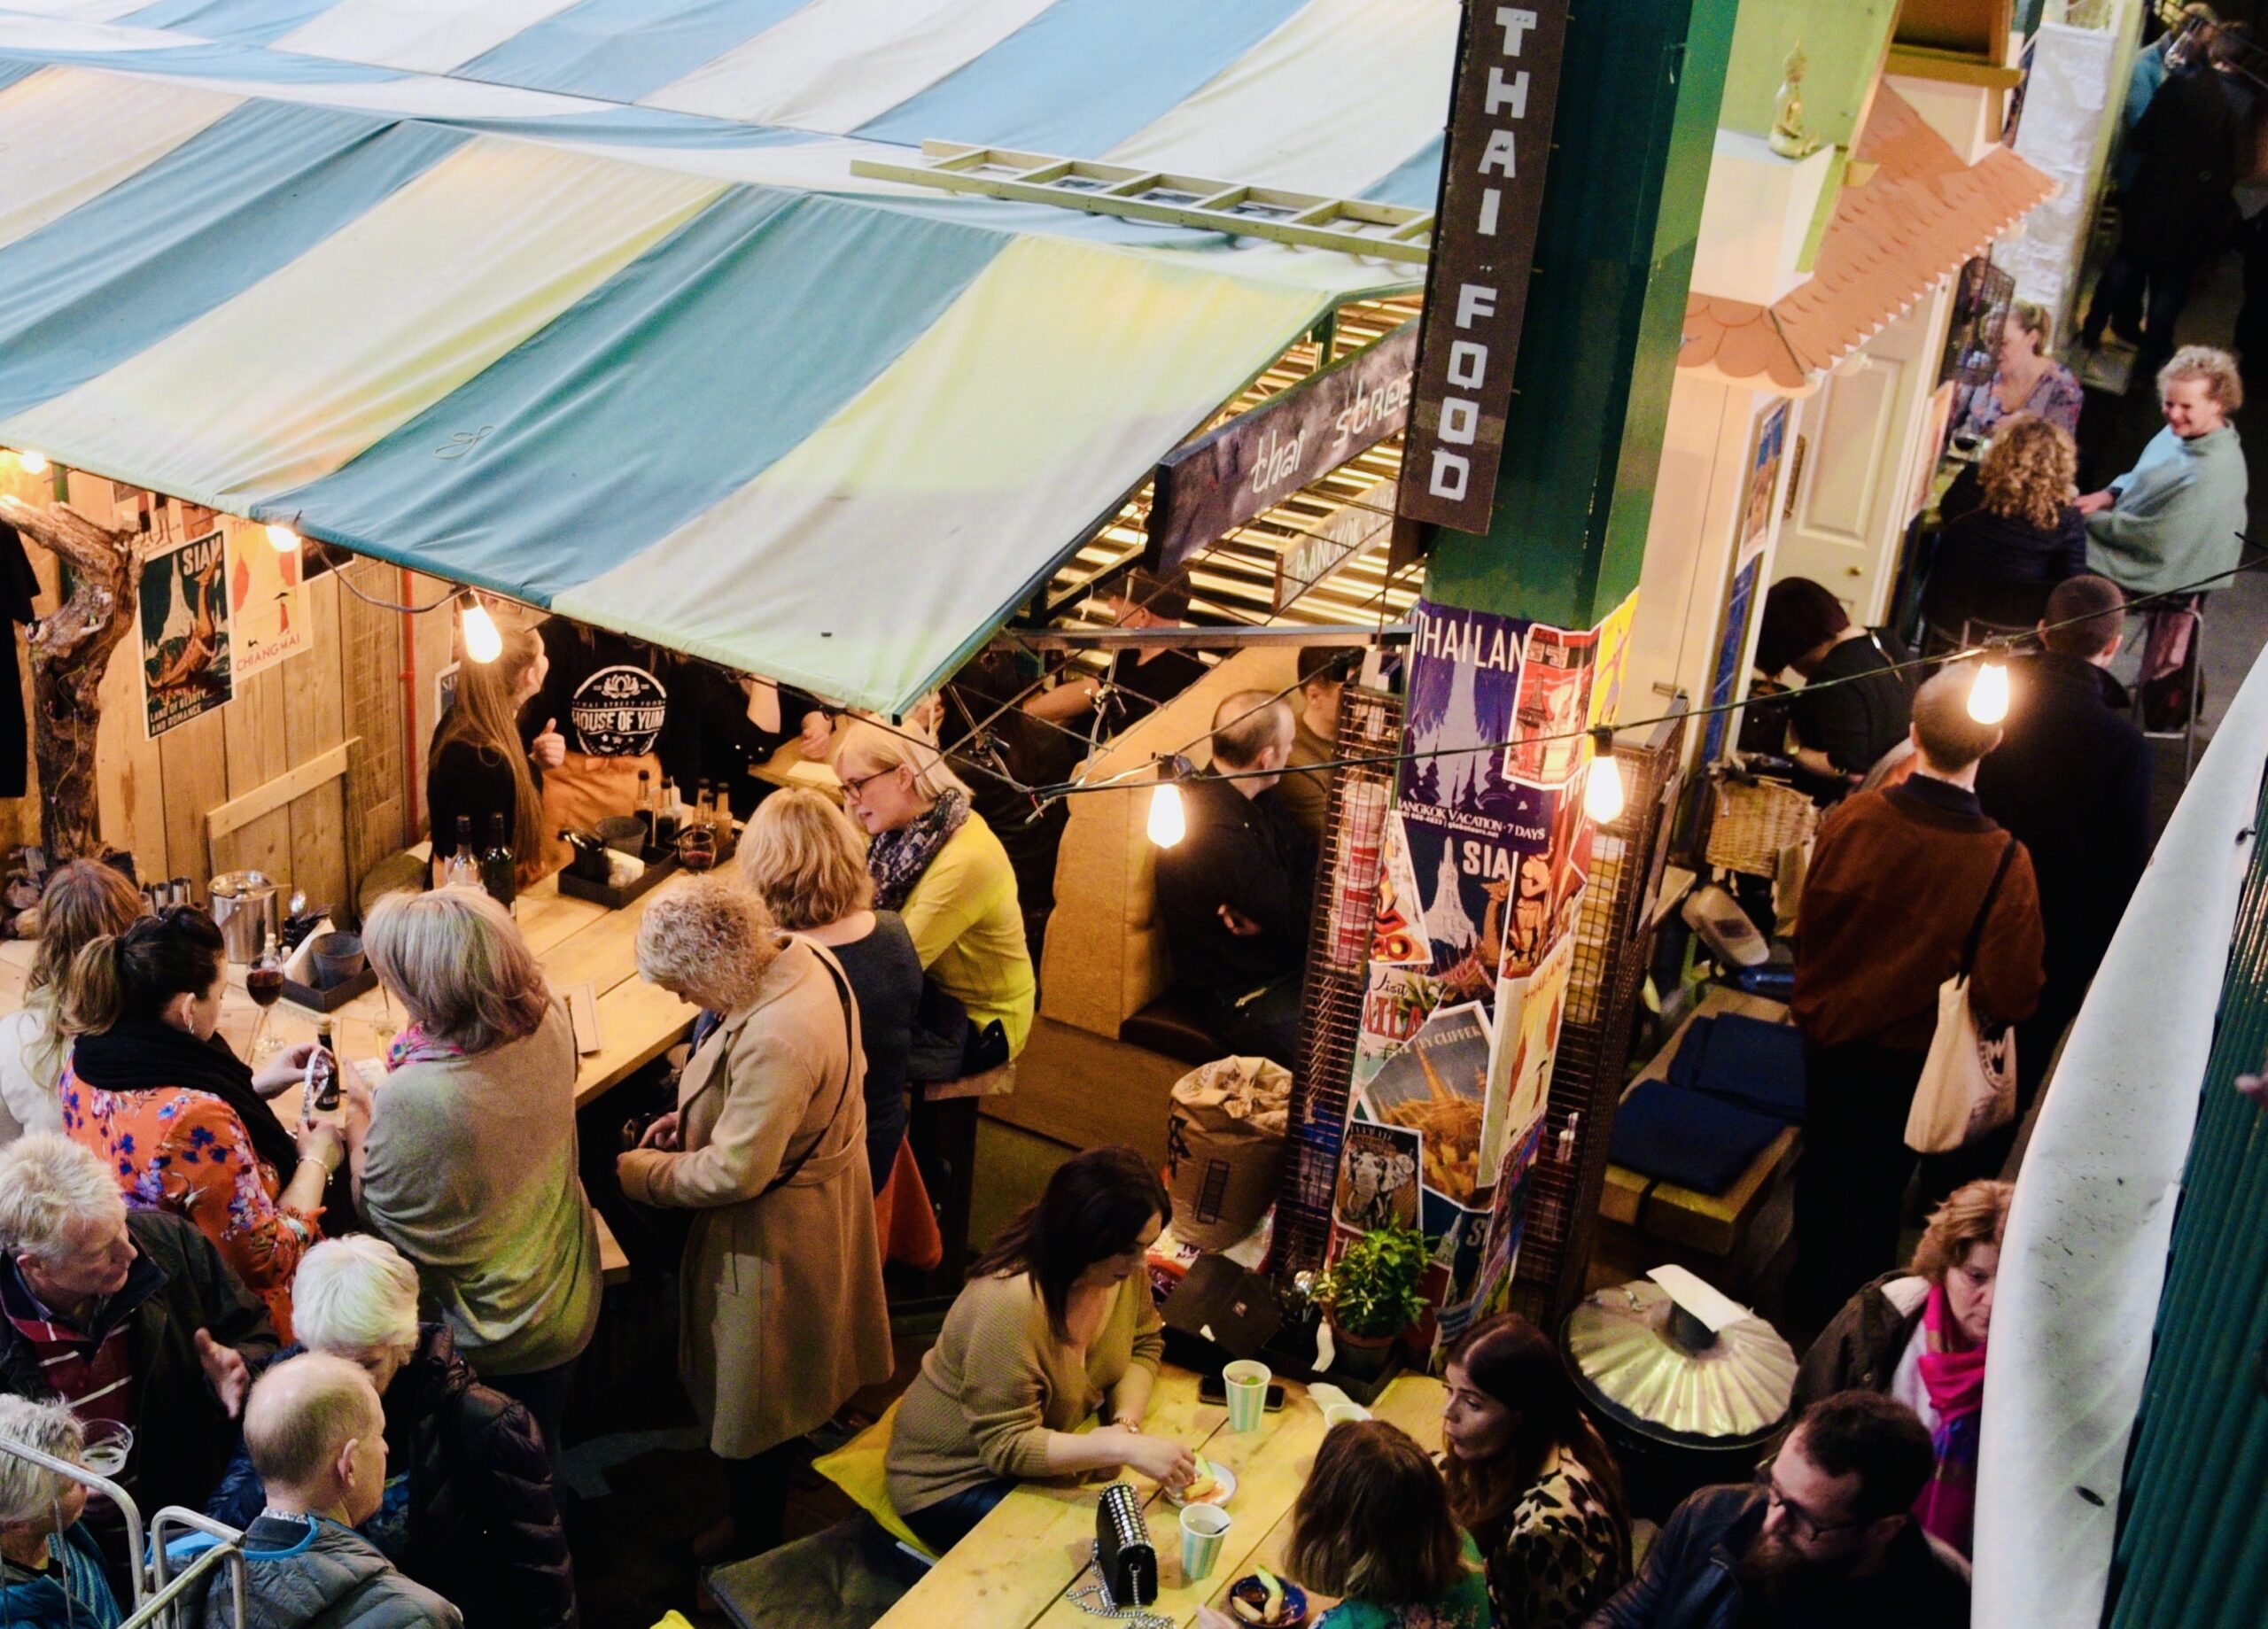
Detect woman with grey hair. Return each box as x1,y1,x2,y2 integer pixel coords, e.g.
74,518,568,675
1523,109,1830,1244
206,1237,573,1629
0,1394,121,1629
346,890,601,1474
617,879,889,1560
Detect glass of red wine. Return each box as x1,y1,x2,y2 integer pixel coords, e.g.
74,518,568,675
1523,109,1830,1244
245,940,286,1062
676,826,718,873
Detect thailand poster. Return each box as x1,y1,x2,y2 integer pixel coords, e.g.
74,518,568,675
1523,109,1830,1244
225,520,308,678
141,529,232,738
1399,600,1528,818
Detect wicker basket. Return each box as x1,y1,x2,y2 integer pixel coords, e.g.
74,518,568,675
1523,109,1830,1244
1705,777,1817,879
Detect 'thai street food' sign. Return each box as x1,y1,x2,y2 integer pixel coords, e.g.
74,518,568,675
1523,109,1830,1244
1397,4,1571,536
1148,321,1418,578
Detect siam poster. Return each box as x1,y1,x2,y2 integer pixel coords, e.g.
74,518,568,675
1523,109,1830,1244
141,530,232,739
1402,788,1557,1005
225,521,308,678
1333,1120,1423,1233
1358,1001,1492,1204
1505,624,1596,787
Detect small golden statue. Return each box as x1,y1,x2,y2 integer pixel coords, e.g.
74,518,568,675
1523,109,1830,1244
1769,43,1821,159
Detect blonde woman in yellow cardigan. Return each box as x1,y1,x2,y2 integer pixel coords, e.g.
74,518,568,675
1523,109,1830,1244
833,721,1034,1079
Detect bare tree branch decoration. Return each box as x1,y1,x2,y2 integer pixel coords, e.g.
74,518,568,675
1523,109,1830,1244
0,496,138,862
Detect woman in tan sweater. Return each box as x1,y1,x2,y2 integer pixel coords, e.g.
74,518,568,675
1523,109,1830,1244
887,1145,1193,1549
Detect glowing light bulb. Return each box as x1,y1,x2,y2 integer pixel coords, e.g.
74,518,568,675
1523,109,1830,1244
265,524,299,554
1585,730,1625,824
1968,660,2009,725
462,597,502,663
1146,780,1185,849
17,450,47,476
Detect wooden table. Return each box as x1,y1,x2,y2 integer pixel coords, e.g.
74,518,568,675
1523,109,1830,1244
0,867,702,1113
874,1370,1446,1629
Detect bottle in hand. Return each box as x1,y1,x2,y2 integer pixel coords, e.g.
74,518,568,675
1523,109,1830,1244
479,811,517,911
305,1019,340,1119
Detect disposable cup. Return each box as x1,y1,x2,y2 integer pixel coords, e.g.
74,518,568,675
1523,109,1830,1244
1322,1402,1370,1430
1223,1360,1270,1432
1179,1501,1231,1582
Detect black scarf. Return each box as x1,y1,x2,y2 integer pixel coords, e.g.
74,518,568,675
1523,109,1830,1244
867,787,971,912
68,1018,300,1182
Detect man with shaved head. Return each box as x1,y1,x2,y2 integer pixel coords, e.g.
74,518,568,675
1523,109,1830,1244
173,1354,460,1629
1152,690,1316,1067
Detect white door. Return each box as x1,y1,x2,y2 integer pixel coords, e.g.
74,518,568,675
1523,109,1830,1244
1773,283,1953,624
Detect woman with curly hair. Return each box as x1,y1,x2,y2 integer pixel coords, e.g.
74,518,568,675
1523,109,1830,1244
617,879,889,1559
1793,1178,2013,1557
1925,411,2087,640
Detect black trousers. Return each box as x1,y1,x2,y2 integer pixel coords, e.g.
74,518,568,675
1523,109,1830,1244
1794,1038,1928,1324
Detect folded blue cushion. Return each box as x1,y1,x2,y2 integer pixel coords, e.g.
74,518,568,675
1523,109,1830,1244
1666,1017,1713,1090
1610,1081,1784,1195
1689,1012,1807,1124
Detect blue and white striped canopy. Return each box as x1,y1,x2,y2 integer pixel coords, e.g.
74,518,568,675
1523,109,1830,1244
0,2,1450,713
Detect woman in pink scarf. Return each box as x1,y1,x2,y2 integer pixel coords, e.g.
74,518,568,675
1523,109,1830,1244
1790,1179,2010,1555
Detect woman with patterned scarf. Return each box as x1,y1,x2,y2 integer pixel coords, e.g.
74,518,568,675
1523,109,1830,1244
1791,1179,2008,1555
832,722,1033,1081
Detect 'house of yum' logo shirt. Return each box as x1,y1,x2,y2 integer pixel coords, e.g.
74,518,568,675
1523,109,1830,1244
569,663,668,756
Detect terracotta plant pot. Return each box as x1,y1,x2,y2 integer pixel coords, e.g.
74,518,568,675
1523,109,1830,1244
1327,1316,1401,1384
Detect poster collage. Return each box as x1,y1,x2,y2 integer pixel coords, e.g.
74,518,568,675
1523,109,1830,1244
137,500,308,739
1329,591,1636,1346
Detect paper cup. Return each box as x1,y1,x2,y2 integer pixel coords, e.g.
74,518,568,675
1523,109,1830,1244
1179,1501,1231,1582
1322,1402,1370,1430
1223,1361,1270,1432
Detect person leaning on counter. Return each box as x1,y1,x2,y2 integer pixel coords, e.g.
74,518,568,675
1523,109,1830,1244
425,623,564,887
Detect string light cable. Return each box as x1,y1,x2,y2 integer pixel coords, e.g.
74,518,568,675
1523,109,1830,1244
1053,539,2268,812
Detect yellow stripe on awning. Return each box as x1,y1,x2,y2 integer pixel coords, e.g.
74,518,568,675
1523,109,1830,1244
0,66,242,252
556,232,1331,712
7,135,725,508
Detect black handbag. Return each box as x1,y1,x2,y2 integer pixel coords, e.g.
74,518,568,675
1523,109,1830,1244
618,950,857,1261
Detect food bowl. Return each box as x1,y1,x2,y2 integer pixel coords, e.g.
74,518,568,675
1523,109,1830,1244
308,932,365,989
1226,1572,1309,1627
1167,1462,1236,1509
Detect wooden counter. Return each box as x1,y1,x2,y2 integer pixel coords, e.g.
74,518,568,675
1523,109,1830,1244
873,1371,1446,1629
0,867,700,1112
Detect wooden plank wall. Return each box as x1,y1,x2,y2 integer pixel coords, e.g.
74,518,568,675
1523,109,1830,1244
3,472,461,921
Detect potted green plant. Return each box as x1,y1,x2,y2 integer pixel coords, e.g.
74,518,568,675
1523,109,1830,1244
1313,1220,1432,1383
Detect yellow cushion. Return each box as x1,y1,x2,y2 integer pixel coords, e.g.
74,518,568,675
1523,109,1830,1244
810,1399,937,1561
651,1613,698,1629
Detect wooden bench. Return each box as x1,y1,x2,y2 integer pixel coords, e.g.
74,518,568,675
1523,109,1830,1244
594,1208,630,1287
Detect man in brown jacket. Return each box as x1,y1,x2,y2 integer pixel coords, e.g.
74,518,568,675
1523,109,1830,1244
1791,665,2044,1323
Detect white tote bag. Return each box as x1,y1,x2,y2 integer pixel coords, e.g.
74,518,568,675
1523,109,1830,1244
1905,840,2021,1154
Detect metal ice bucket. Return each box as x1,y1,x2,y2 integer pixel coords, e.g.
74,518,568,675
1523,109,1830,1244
206,871,280,964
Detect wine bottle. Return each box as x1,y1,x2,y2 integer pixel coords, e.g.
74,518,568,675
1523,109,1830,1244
444,816,480,890
480,811,517,911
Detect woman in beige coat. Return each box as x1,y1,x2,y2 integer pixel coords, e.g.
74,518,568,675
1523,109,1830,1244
617,879,891,1560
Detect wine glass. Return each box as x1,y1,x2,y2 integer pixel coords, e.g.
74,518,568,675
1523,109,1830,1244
676,826,718,873
245,940,286,1063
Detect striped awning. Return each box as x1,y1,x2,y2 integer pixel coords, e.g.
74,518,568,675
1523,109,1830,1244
0,2,1452,714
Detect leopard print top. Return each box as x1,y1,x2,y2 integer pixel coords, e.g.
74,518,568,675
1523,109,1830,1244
1478,1447,1629,1629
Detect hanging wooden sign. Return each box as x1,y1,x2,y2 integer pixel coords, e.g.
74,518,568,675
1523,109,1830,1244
1148,321,1418,577
1396,2,1572,536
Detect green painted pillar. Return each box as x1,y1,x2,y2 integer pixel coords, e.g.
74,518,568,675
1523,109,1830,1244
1420,0,1741,627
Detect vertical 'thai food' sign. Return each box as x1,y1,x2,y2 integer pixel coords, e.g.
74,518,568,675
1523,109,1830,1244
1397,4,1571,535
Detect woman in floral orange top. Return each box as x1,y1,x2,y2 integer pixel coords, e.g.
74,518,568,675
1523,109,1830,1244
55,907,343,1338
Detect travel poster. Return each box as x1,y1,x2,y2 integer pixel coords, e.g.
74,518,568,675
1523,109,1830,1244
1401,787,1557,1007
1370,811,1428,966
141,529,232,738
1588,589,1639,733
225,519,308,678
1482,933,1575,1191
1355,964,1443,1084
1357,1000,1492,1204
1504,623,1596,787
1399,599,1528,818
1333,1119,1423,1234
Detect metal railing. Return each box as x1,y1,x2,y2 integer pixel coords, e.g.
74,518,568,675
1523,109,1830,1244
0,1438,246,1629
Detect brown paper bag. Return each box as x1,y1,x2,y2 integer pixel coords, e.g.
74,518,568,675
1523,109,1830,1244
1164,1056,1291,1250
